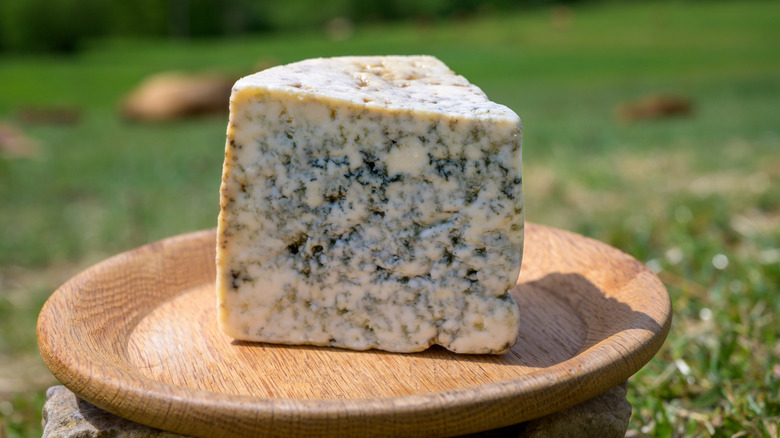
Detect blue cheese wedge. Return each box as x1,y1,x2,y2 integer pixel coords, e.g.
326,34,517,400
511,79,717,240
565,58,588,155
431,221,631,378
216,55,523,354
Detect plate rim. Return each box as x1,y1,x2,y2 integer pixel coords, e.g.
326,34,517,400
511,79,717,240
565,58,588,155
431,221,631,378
37,223,672,437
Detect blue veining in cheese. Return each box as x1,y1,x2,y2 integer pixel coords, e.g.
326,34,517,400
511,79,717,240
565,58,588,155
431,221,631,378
216,55,523,354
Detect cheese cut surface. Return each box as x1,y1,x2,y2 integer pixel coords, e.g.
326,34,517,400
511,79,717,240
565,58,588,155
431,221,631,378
216,55,523,354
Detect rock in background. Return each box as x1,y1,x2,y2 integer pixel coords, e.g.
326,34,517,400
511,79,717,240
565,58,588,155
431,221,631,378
615,94,693,123
120,72,237,123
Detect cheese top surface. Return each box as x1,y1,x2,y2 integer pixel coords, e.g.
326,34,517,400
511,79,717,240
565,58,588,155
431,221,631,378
234,55,520,124
217,55,523,354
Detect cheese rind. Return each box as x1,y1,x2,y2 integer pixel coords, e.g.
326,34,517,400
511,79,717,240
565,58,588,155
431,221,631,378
217,56,523,354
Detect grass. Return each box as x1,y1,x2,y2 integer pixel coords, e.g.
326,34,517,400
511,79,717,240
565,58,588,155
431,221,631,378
1,1,779,436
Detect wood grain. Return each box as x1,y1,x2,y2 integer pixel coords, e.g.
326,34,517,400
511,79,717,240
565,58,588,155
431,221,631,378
37,223,671,437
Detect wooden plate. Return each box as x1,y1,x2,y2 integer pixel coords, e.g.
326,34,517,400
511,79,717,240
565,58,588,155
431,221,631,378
38,223,671,437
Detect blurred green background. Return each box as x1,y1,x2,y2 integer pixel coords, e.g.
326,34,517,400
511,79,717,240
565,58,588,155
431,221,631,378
1,1,779,436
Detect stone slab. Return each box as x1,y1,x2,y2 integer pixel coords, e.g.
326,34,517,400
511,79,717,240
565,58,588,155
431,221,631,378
42,383,630,437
